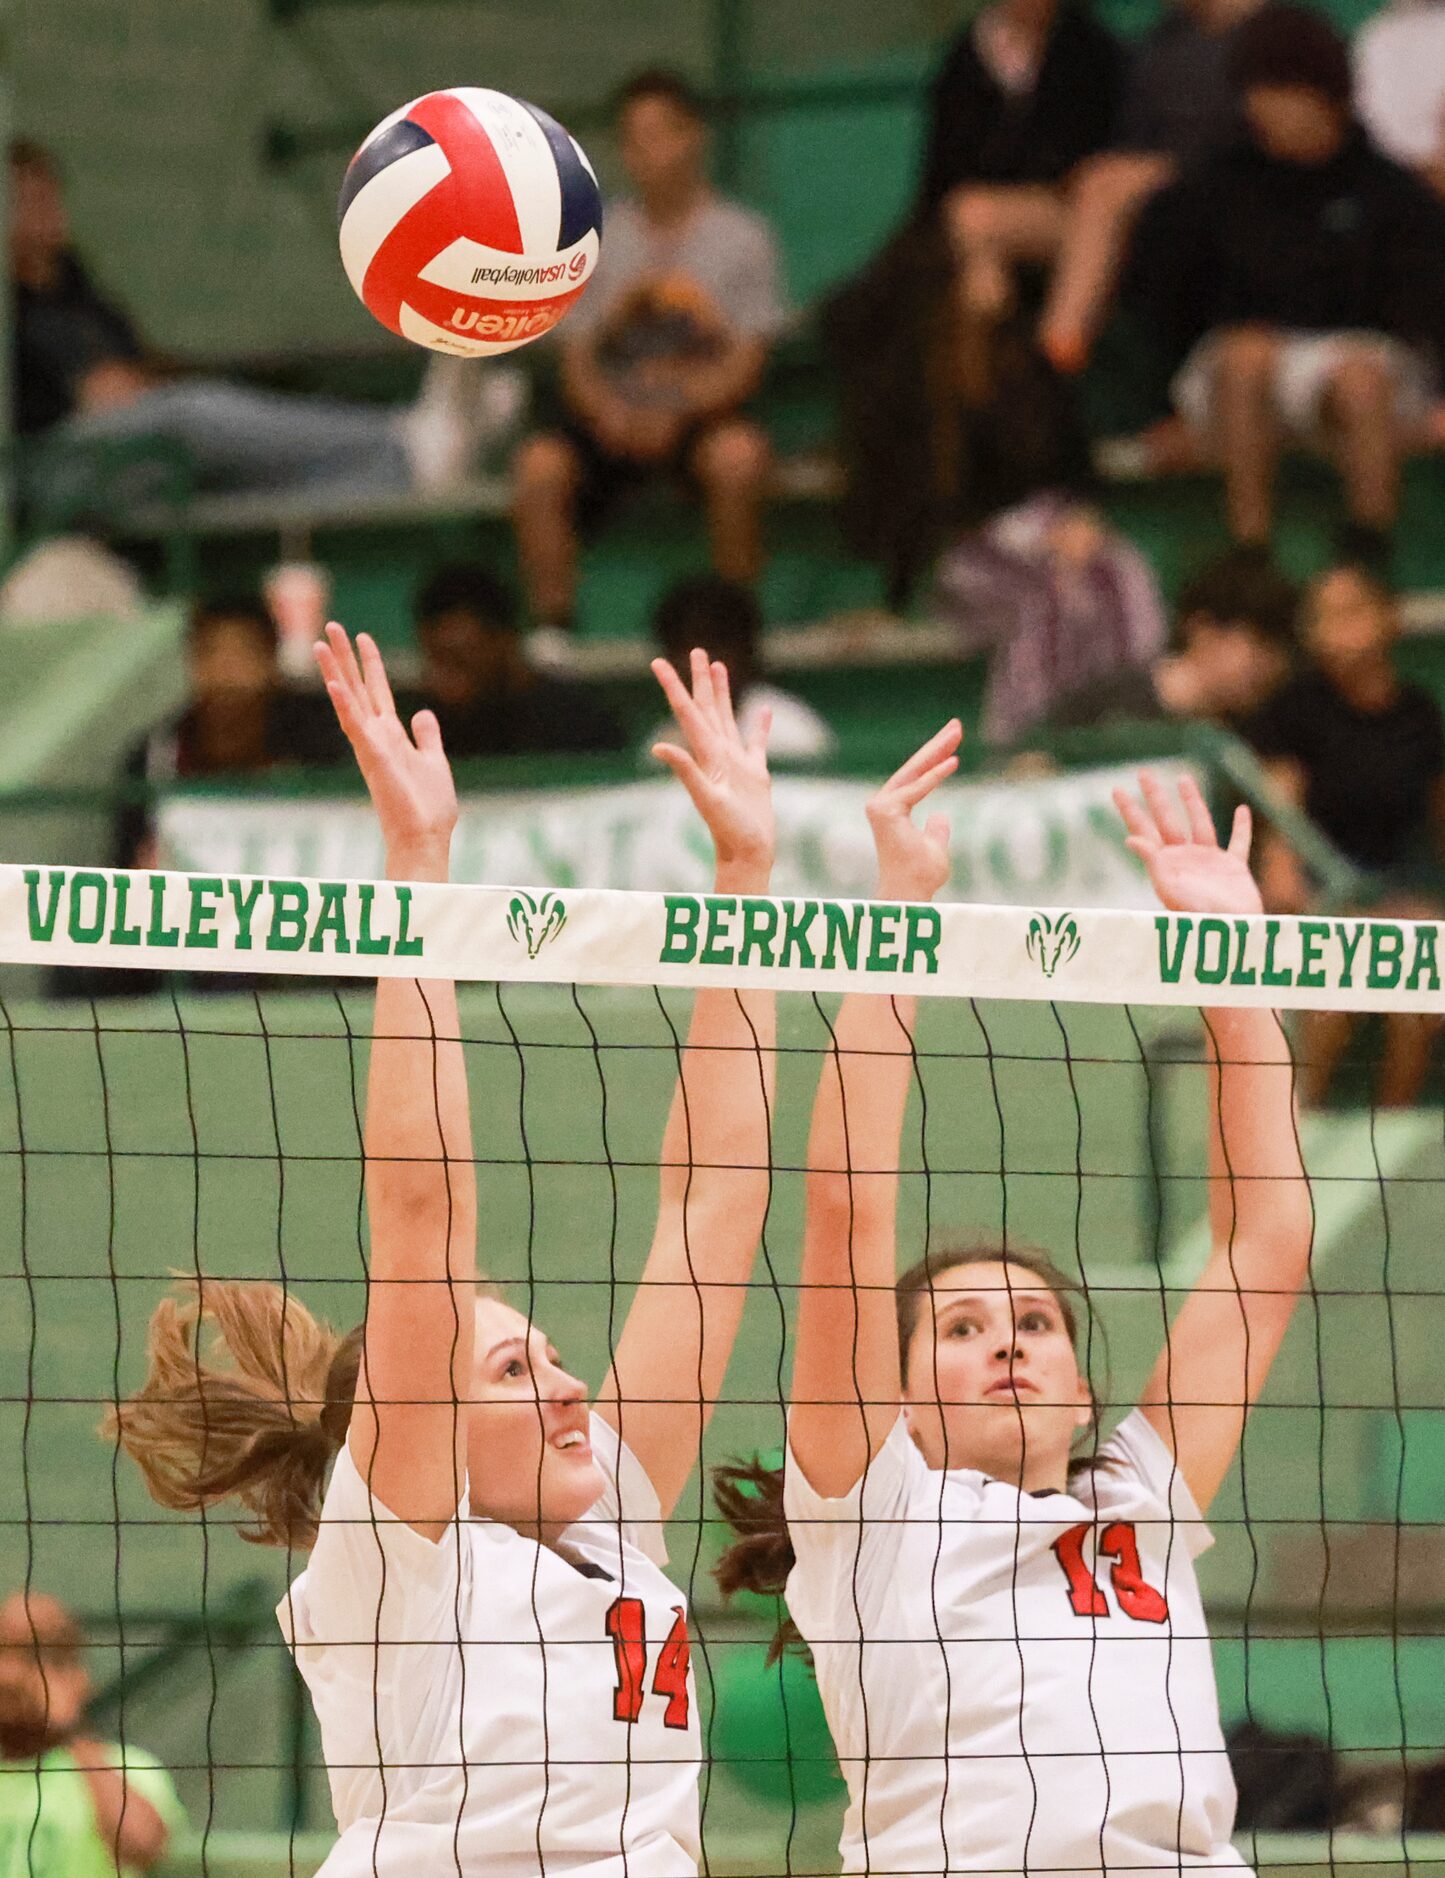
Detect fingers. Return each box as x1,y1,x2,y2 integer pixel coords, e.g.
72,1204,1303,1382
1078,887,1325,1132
711,659,740,742
356,631,397,719
1138,770,1187,845
923,811,951,850
1177,774,1218,848
885,719,964,792
884,753,959,812
319,621,368,710
1111,786,1159,851
746,701,773,762
315,638,366,741
651,741,708,805
1228,801,1253,863
689,645,717,723
650,657,713,751
411,709,444,757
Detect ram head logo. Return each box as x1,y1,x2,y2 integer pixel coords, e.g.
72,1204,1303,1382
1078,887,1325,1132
506,891,567,960
1026,911,1081,978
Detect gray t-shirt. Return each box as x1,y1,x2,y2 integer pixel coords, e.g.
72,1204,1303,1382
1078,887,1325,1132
568,193,787,407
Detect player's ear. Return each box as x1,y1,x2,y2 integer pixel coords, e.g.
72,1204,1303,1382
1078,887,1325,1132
1073,1376,1094,1433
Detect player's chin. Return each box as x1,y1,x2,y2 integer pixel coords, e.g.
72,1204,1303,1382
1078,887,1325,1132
542,1450,606,1522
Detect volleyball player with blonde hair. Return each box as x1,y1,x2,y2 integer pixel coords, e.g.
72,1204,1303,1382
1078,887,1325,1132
718,734,1315,1878
110,624,777,1878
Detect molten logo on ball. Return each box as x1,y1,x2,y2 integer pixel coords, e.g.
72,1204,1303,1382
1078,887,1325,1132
339,87,602,357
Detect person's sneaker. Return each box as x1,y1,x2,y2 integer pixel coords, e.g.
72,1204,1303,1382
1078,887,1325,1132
399,357,527,492
524,624,577,672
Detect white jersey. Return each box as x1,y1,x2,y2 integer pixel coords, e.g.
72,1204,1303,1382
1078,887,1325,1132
277,1414,700,1878
785,1409,1245,1878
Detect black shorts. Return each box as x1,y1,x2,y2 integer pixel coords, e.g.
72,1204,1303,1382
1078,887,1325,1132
556,417,709,533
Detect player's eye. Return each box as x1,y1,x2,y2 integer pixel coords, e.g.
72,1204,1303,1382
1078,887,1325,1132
1019,1310,1055,1333
503,1359,527,1379
947,1318,979,1338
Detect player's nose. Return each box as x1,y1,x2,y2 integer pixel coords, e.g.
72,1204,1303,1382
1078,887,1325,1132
543,1361,587,1403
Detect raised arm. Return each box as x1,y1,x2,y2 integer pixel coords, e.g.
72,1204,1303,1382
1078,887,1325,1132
597,650,778,1516
789,723,961,1498
1120,772,1314,1512
315,624,475,1542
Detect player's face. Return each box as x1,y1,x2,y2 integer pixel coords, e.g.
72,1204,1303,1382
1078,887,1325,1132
465,1298,604,1542
619,96,706,199
902,1261,1093,1490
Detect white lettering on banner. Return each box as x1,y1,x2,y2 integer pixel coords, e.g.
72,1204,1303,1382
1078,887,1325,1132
156,763,1186,911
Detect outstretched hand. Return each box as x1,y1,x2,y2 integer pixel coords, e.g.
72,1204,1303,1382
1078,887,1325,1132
315,623,457,878
652,649,774,882
867,720,962,902
1113,771,1262,916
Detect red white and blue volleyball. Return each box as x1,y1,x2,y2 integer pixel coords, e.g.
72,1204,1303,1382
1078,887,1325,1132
339,88,602,356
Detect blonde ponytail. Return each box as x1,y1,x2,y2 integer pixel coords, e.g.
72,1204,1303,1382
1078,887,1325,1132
104,1279,362,1551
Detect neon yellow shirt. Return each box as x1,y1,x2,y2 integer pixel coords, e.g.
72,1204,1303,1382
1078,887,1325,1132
0,1744,185,1878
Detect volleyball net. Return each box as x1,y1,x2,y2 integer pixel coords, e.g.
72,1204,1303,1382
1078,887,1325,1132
4,862,1445,1876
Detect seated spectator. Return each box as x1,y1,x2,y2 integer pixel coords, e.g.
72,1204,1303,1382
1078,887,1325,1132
511,72,784,652
827,216,1094,599
401,562,625,759
921,0,1123,320
114,595,337,869
1040,0,1264,374
0,1588,182,1876
1251,562,1445,1106
938,491,1167,746
644,574,837,762
1044,547,1297,729
1131,7,1445,561
1355,0,1445,198
11,141,487,513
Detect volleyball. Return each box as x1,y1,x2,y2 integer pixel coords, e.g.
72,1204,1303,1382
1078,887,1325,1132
337,87,602,357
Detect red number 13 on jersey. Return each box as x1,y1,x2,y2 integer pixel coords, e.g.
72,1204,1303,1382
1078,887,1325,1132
605,1598,691,1729
1052,1521,1169,1624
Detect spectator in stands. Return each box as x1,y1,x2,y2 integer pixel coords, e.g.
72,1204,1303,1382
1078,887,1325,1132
403,562,625,758
10,141,483,511
1039,0,1263,376
644,574,837,762
511,71,785,654
1355,0,1445,198
0,1588,182,1876
1044,547,1298,729
937,491,1168,747
827,215,1094,600
113,595,337,870
920,0,1123,320
1251,562,1445,1106
1131,7,1445,562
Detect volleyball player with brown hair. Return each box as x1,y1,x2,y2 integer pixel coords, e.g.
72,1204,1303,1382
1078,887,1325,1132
110,625,778,1878
718,736,1315,1878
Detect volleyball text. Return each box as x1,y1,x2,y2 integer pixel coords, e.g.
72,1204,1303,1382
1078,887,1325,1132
1154,913,1440,992
21,868,424,958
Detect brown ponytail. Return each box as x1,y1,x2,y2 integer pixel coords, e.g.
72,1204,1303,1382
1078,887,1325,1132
712,1458,801,1663
103,1279,363,1552
714,1241,1101,1657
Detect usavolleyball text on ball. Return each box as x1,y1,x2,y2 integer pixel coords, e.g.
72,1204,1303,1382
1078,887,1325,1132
338,87,602,357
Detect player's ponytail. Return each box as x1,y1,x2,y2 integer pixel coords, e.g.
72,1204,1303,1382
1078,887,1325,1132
104,1278,362,1552
712,1458,800,1662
